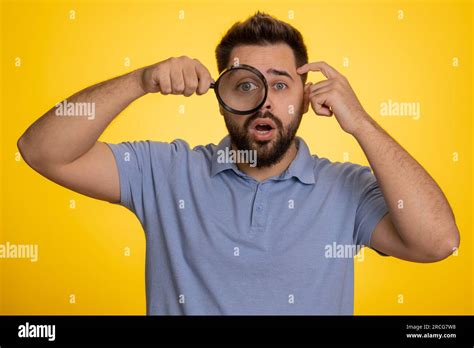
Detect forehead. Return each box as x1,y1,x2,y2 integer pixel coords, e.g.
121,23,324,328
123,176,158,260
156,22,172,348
229,43,297,76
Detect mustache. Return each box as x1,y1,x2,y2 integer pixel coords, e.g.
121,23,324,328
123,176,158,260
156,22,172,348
244,111,283,130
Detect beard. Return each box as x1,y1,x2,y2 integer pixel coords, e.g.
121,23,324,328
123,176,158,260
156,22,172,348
223,108,303,168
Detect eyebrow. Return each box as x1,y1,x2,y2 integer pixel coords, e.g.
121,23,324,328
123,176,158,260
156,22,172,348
266,68,294,81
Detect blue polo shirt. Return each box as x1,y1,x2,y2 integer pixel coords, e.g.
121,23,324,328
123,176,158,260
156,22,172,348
106,135,389,315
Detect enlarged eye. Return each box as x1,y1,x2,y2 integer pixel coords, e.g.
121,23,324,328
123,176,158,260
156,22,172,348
274,82,288,90
237,81,258,92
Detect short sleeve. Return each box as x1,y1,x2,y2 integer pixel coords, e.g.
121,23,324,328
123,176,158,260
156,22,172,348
105,139,189,221
352,165,390,256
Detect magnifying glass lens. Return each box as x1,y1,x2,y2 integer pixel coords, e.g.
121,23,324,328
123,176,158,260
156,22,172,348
215,67,266,114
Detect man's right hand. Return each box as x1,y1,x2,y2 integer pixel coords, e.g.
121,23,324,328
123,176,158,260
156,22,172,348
139,56,214,96
17,56,213,204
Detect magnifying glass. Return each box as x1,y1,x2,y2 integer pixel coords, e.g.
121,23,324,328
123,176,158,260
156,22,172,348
210,64,268,115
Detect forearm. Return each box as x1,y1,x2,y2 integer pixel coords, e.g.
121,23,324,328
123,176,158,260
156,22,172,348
18,68,146,166
352,112,459,253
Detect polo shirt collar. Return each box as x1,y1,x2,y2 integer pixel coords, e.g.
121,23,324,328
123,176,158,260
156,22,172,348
211,135,316,185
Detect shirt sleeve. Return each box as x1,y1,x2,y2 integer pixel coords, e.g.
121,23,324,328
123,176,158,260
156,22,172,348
104,139,188,222
352,165,390,256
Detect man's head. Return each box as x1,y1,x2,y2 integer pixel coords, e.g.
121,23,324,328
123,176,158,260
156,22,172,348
215,12,310,168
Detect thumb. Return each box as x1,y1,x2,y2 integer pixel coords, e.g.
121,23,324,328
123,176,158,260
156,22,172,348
303,83,312,113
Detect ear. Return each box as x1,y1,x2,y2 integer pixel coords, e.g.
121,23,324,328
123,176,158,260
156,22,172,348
303,82,312,114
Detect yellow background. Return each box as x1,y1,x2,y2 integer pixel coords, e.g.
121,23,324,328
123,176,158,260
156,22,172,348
1,0,472,314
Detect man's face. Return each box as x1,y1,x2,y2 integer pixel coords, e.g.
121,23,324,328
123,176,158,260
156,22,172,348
220,43,309,168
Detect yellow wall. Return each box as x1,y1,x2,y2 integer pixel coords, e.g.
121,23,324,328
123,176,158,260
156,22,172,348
1,0,472,314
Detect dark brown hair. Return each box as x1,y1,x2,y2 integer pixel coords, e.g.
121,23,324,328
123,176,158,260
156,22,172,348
215,11,308,84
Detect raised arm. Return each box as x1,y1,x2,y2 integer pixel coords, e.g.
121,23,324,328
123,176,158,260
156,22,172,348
17,56,213,203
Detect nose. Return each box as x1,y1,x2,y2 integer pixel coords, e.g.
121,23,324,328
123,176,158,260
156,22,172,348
259,91,274,113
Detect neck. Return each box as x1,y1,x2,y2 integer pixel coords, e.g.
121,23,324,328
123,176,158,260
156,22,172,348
233,140,298,182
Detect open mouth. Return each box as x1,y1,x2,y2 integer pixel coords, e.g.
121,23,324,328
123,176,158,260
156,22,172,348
255,123,273,134
249,118,277,140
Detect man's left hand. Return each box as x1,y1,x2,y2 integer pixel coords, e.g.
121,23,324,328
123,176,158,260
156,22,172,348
298,61,370,135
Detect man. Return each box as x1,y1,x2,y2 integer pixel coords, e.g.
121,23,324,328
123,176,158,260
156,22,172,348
18,12,459,315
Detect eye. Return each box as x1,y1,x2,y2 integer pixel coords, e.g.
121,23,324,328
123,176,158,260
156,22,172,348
274,82,288,90
237,81,258,92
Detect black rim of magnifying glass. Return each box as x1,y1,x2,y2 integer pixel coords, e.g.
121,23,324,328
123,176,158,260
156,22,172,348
210,64,268,115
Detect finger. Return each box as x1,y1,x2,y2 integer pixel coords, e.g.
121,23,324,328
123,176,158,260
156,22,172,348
170,66,185,95
309,85,332,96
157,69,172,95
304,82,312,96
311,101,333,116
182,63,198,97
309,79,332,93
296,61,340,79
303,82,312,113
310,92,333,116
195,63,213,95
